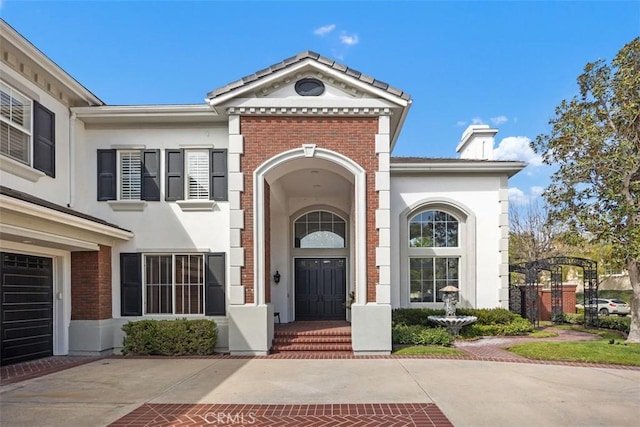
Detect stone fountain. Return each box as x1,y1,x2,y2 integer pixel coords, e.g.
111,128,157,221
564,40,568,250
428,285,477,335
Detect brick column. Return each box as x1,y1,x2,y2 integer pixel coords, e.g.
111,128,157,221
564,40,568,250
71,245,112,320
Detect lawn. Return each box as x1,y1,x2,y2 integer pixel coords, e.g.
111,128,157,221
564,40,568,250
392,345,465,356
507,328,640,366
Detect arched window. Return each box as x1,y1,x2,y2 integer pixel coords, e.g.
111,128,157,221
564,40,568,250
408,209,460,303
294,211,346,248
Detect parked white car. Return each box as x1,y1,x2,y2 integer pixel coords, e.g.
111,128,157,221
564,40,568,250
576,298,630,316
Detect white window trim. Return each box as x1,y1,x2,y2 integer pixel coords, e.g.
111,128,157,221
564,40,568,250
107,200,147,211
0,154,45,181
176,199,216,211
1,81,34,169
399,199,477,309
142,253,206,316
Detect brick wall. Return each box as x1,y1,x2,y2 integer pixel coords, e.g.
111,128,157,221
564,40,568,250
240,116,380,303
71,245,112,320
538,285,578,321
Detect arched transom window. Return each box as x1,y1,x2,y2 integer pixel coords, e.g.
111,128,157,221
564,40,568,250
294,211,346,248
408,209,460,303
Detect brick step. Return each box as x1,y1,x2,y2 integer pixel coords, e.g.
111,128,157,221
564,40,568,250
271,343,353,352
272,335,353,344
274,330,352,337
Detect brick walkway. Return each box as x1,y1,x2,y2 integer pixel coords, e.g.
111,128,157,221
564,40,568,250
0,356,100,385
109,403,453,427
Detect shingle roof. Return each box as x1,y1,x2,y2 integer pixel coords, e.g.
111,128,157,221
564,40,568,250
0,186,131,233
207,51,411,101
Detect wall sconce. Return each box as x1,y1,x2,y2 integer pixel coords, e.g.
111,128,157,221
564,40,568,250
273,271,281,284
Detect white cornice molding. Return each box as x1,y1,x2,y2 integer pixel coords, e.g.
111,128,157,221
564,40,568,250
390,161,526,177
0,223,100,251
0,194,134,240
72,104,214,117
227,106,392,116
1,20,103,106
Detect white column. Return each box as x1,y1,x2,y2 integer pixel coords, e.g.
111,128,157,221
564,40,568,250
228,114,245,305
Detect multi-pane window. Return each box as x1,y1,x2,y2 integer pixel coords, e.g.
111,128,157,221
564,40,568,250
0,82,31,165
119,150,142,200
408,209,461,304
409,210,458,247
294,211,346,248
144,254,204,315
186,150,209,200
410,257,459,303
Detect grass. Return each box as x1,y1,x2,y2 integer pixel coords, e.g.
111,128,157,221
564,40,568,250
528,330,559,338
392,345,465,356
507,328,640,366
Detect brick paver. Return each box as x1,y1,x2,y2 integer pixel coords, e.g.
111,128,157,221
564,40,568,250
109,403,453,427
0,356,100,385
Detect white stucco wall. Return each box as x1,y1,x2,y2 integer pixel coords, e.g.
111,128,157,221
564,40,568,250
390,173,504,309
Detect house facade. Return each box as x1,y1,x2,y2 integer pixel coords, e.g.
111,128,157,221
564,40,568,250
0,20,524,365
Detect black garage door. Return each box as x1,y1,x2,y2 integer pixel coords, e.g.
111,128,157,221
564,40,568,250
1,252,53,366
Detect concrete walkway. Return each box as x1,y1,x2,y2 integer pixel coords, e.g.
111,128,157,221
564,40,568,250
1,356,639,426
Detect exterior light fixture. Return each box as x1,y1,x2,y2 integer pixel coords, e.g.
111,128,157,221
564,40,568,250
273,271,281,284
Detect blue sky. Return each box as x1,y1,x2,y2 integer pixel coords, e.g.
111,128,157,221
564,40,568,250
2,0,639,203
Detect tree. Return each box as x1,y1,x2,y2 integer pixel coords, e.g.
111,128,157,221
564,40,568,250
532,38,640,342
509,198,557,265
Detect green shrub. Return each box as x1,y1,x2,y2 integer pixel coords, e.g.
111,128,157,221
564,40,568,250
122,318,217,356
392,324,454,346
457,307,516,325
597,315,631,333
564,313,584,325
393,307,517,327
461,316,533,338
392,308,444,326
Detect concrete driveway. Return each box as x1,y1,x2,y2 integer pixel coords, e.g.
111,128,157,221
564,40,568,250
1,357,639,426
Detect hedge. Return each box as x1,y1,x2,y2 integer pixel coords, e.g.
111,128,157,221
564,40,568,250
122,319,218,356
392,307,518,327
392,325,454,346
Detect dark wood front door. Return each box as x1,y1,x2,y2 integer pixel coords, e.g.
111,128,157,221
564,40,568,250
295,258,346,320
1,253,54,366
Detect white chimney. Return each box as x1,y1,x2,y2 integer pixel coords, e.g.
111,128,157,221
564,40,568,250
456,125,498,160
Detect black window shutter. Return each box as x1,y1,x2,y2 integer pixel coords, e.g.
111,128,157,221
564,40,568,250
33,101,55,177
141,149,160,201
210,149,227,201
121,253,142,316
165,149,184,201
97,149,116,201
205,253,226,316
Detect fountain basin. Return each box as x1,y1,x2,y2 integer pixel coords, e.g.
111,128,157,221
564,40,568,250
428,315,478,335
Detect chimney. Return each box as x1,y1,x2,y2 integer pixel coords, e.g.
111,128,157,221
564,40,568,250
456,125,498,160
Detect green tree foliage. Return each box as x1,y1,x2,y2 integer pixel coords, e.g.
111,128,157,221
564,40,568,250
532,38,640,342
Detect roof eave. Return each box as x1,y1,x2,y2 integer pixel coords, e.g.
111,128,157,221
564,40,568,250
390,161,526,178
1,19,104,106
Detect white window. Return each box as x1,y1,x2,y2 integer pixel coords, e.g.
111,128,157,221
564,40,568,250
408,210,461,303
0,82,31,165
119,150,142,200
186,150,209,200
144,254,204,315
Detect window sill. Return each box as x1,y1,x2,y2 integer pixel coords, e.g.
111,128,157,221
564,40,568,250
176,200,216,211
107,200,147,211
0,156,46,182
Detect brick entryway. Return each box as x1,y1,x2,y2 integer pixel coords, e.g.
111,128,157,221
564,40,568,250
110,403,453,426
271,321,352,354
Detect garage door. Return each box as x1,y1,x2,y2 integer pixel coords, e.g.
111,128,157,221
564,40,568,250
1,253,53,366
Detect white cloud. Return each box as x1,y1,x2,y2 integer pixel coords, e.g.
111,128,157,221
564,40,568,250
531,186,545,196
493,136,543,166
471,117,484,125
340,32,359,46
456,120,467,127
490,115,508,125
508,187,530,206
314,24,336,36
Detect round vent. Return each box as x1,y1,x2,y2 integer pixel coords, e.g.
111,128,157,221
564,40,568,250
295,78,325,96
